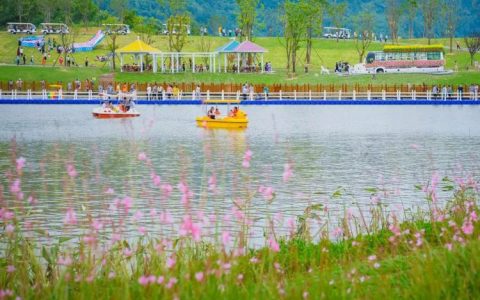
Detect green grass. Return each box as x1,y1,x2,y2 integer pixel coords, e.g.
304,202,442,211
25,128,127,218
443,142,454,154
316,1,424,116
0,29,479,87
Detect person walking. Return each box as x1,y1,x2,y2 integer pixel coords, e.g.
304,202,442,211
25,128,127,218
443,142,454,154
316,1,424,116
85,57,89,67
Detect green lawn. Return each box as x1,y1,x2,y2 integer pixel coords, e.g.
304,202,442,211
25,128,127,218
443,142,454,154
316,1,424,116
0,29,479,87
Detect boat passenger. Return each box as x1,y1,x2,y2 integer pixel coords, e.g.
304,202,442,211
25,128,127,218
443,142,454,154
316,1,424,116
124,97,131,112
208,106,215,119
214,107,221,116
233,106,239,117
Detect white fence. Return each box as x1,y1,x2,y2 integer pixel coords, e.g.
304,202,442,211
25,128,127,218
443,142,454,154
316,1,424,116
0,89,478,101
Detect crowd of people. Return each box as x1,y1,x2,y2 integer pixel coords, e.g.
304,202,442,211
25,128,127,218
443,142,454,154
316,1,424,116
431,84,479,99
217,27,243,37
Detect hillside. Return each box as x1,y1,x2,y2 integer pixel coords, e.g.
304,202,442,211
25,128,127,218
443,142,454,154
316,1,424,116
94,0,480,38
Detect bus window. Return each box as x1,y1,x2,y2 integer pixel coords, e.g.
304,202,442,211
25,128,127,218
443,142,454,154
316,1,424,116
366,52,375,64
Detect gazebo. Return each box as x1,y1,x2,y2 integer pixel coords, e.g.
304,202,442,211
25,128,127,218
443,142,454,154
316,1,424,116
232,41,267,73
117,38,161,72
215,39,240,73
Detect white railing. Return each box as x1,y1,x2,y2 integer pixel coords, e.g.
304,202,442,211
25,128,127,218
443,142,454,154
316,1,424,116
0,89,478,101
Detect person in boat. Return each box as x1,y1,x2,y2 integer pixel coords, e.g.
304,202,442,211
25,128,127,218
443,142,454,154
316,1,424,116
124,97,132,112
207,106,215,119
233,106,239,117
214,107,221,116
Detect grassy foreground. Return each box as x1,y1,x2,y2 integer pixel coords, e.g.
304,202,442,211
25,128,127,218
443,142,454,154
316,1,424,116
1,146,479,299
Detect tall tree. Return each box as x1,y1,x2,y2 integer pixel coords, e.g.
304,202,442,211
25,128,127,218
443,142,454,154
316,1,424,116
464,33,480,66
110,0,128,23
404,0,418,39
236,0,260,41
304,0,327,66
103,16,121,71
386,0,403,44
14,0,35,22
38,0,58,23
282,0,308,75
353,10,375,63
74,0,98,31
327,0,347,43
420,0,440,44
167,14,191,52
442,0,459,53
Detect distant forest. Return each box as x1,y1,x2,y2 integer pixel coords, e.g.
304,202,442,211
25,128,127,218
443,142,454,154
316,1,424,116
1,0,478,38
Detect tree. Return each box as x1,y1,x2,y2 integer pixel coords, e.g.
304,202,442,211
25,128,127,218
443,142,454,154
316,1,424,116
404,0,418,39
386,0,403,44
464,33,480,66
110,0,128,23
420,0,440,44
74,0,98,31
303,0,327,66
14,0,35,22
442,0,459,53
282,0,308,75
37,0,58,23
353,10,375,63
103,16,121,71
327,0,347,43
167,14,191,52
236,0,260,41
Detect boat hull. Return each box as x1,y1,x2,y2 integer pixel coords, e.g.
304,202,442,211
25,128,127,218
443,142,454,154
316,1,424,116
92,108,140,119
196,116,248,129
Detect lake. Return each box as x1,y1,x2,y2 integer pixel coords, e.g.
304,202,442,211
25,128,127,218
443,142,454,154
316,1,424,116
1,104,479,245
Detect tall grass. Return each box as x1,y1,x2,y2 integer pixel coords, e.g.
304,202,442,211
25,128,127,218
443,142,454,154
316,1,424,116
1,143,479,299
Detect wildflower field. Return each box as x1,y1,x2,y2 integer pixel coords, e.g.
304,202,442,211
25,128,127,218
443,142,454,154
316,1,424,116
1,139,479,300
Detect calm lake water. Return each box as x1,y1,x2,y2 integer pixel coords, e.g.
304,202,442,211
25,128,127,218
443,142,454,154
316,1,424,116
1,105,479,245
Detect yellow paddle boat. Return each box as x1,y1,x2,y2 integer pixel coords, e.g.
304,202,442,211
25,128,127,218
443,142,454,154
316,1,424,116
196,100,248,129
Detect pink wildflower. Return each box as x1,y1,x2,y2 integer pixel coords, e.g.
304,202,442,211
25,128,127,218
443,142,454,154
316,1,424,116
66,164,77,178
445,243,453,251
156,276,165,284
208,175,217,192
373,262,381,269
10,179,21,194
159,211,174,224
123,248,133,257
462,221,474,235
138,226,147,235
122,196,133,213
268,236,280,252
6,265,15,273
105,187,115,195
161,183,173,198
368,255,377,261
258,185,274,200
137,152,147,161
151,172,161,187
221,231,230,247
283,163,293,182
16,157,26,171
195,272,204,282
138,276,149,286
303,291,309,299
166,277,178,289
332,227,343,238
91,219,103,231
5,224,15,235
63,208,78,225
166,257,176,269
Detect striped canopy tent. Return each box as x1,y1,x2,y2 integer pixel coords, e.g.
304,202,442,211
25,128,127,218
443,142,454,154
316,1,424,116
232,40,267,73
215,40,240,72
117,38,161,72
